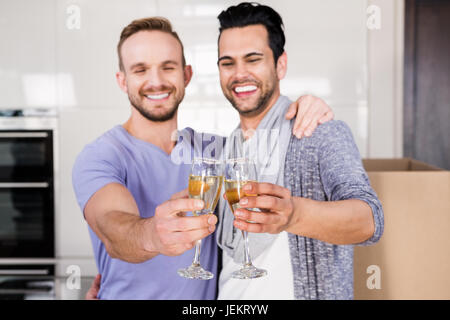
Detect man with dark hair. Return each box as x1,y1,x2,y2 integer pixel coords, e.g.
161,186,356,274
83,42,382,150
215,2,384,299
74,16,333,299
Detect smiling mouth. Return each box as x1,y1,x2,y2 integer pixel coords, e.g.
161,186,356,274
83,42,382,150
145,92,170,101
233,85,258,96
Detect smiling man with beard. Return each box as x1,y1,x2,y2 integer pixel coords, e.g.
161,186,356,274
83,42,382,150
215,2,384,300
121,30,185,123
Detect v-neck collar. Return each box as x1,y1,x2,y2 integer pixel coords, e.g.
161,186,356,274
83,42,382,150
116,125,181,159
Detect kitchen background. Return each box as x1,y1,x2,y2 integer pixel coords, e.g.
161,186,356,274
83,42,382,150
0,0,448,299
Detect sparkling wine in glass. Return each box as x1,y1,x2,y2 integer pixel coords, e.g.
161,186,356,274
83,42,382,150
224,158,267,279
177,158,223,280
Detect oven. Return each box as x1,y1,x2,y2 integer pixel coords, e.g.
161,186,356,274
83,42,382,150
0,111,57,259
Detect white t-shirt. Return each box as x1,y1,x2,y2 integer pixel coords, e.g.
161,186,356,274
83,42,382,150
218,231,294,300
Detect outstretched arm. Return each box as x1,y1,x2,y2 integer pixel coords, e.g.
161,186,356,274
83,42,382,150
84,183,217,263
231,182,374,245
231,122,383,246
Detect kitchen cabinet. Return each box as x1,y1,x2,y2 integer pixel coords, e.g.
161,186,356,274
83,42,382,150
0,0,57,109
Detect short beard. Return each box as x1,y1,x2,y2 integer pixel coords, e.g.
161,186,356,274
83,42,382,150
230,90,273,118
128,94,180,122
227,84,276,118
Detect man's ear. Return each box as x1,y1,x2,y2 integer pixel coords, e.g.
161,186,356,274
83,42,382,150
183,65,193,87
116,71,128,94
276,51,287,80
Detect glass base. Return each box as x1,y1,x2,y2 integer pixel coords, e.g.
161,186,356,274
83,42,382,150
231,264,267,279
178,264,214,280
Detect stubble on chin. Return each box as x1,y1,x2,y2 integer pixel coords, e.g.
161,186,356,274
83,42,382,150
228,89,274,118
128,93,180,122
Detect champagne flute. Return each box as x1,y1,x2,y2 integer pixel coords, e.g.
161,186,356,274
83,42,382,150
224,157,267,279
177,158,223,280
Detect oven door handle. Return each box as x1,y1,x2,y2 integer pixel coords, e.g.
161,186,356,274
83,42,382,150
0,182,49,188
0,132,48,138
0,269,50,275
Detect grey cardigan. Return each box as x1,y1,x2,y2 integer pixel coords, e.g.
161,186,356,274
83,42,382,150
284,120,384,299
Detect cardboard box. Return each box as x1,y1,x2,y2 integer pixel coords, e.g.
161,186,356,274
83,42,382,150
354,158,450,300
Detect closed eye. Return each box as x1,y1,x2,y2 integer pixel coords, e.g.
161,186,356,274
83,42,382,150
219,61,234,67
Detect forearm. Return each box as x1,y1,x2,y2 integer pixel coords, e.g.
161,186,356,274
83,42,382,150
286,197,375,245
96,211,158,263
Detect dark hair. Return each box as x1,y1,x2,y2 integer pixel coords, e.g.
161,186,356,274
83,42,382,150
217,2,285,64
117,17,186,71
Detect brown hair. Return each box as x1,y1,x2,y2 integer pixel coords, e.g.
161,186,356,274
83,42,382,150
117,17,186,71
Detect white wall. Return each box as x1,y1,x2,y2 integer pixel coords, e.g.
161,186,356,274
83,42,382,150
367,0,404,158
0,0,404,276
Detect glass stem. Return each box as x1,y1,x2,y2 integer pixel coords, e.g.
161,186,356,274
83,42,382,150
192,239,202,267
241,230,252,266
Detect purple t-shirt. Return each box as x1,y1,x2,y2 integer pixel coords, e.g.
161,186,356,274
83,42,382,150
72,125,218,300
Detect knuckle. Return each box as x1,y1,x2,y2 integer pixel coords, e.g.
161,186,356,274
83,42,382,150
171,246,184,256
244,212,252,222
270,215,278,226
174,218,184,231
200,216,209,228
262,183,273,194
270,183,277,194
298,123,307,130
289,198,294,210
165,200,175,212
245,197,255,208
308,123,318,131
267,197,276,208
268,213,277,224
203,214,213,226
159,234,171,247
241,223,249,232
186,242,195,250
194,229,206,242
283,187,291,198
186,198,195,209
192,230,205,242
256,224,264,233
180,232,192,243
202,228,210,238
257,213,268,224
245,223,254,232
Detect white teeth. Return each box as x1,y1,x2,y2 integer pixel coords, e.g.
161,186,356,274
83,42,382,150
146,93,169,100
234,85,257,93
